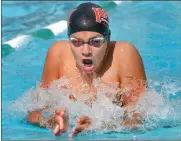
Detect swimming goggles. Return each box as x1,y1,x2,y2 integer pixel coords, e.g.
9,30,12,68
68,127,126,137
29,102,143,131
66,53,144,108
69,36,107,47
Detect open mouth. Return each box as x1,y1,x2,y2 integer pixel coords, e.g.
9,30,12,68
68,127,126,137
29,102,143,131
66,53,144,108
83,59,93,66
82,59,94,71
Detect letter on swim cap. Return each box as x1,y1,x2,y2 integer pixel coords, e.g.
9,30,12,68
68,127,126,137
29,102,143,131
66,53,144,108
92,7,108,24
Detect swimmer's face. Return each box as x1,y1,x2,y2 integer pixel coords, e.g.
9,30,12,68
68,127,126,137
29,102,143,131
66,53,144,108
69,31,108,73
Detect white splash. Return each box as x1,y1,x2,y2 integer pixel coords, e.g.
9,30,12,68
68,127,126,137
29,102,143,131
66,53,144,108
10,77,181,134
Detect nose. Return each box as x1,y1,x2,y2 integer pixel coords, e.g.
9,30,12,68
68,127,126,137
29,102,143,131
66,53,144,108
81,44,92,57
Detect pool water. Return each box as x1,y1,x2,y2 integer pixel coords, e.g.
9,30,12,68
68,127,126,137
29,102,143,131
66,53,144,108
2,1,181,140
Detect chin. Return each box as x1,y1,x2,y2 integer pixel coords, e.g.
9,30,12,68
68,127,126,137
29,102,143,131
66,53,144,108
84,70,94,74
82,65,96,74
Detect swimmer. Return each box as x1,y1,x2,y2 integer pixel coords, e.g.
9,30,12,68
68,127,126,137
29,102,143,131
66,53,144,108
27,2,147,137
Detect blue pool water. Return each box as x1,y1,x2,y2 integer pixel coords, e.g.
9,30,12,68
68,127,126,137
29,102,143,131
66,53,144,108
2,1,181,140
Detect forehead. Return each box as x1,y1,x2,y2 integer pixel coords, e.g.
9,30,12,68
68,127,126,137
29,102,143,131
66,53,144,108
71,31,103,40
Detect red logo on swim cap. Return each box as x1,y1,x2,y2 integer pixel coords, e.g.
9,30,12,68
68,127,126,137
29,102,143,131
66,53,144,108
68,9,77,25
92,7,108,25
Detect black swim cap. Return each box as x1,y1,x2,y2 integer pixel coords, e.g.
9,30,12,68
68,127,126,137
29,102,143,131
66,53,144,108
67,2,110,39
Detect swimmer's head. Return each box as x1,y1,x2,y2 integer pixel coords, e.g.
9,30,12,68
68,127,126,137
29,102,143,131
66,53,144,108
67,2,110,39
67,2,111,73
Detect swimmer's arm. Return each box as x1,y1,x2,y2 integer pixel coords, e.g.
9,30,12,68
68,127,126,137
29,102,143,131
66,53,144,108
115,42,146,127
41,42,62,88
26,106,56,128
26,96,77,127
27,44,60,126
117,42,147,106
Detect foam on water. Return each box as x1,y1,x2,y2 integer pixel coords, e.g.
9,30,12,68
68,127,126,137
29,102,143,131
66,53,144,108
10,76,181,135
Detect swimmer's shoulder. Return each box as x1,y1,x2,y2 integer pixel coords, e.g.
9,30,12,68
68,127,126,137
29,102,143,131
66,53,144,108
110,41,137,52
109,41,143,70
47,40,71,59
109,41,139,59
110,41,146,80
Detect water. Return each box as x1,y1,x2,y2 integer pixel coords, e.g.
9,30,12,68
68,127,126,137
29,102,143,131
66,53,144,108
2,1,181,140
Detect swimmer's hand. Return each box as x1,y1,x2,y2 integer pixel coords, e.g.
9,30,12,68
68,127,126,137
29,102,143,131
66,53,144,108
27,107,69,136
69,115,91,138
53,108,69,136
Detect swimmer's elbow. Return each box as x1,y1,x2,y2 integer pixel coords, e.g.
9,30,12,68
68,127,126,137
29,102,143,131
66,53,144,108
26,110,42,125
26,106,49,126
